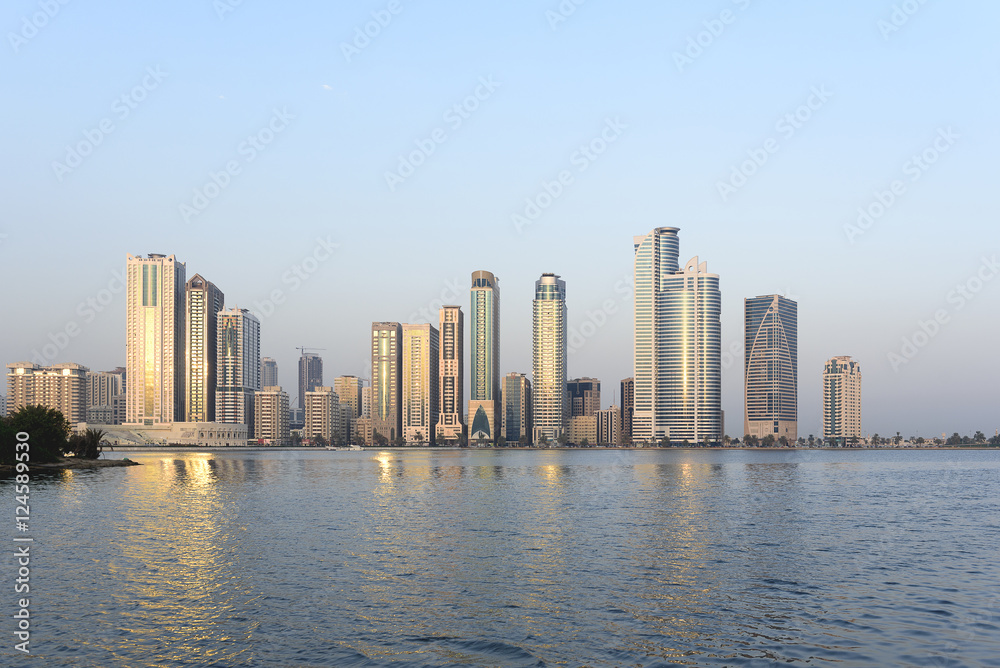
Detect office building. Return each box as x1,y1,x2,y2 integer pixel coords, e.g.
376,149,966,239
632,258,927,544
567,377,601,417
402,324,439,444
532,273,567,443
261,357,279,388
372,322,403,443
823,356,862,442
86,368,125,409
633,228,721,444
125,253,186,425
185,274,225,422
435,305,465,443
597,405,622,446
334,375,363,418
255,386,290,445
298,353,323,411
744,295,798,442
6,362,89,424
469,271,500,442
620,377,634,444
502,372,532,444
216,307,260,437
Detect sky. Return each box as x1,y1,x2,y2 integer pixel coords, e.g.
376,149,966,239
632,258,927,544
1,0,998,439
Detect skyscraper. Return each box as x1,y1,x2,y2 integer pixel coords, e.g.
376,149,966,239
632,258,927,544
304,386,341,445
87,368,125,409
633,228,721,444
333,375,363,418
402,324,439,444
567,377,601,417
297,353,323,411
532,273,567,443
620,377,634,445
6,362,89,424
469,271,500,442
185,274,224,423
261,357,279,388
744,294,798,442
216,308,260,437
371,322,402,443
502,372,532,444
823,356,862,443
125,253,186,425
436,305,465,444
255,386,289,445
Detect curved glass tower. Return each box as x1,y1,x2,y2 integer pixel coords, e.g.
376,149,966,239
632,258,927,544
469,271,500,442
744,295,797,441
633,228,721,444
532,273,567,442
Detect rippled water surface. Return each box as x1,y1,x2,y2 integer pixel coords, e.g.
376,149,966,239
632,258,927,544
2,448,999,667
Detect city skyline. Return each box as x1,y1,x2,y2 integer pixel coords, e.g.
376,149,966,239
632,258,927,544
2,2,997,437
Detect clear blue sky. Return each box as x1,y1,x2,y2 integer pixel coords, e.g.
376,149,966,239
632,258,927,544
2,0,998,438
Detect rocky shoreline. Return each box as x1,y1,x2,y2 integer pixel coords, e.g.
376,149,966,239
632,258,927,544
0,458,142,473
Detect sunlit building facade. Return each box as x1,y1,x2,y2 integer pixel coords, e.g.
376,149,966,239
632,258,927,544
6,362,89,424
469,271,500,442
436,305,465,443
304,386,341,445
744,294,798,442
532,273,567,443
402,324,439,444
216,308,260,437
633,228,722,444
185,274,225,423
372,322,402,442
125,253,186,425
254,386,289,445
823,356,862,442
567,377,601,417
334,375,363,419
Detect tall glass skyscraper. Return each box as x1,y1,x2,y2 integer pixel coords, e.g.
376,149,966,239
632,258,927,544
125,253,186,425
744,294,798,442
216,307,261,436
469,271,500,442
261,357,279,388
371,322,402,442
633,228,722,444
185,274,224,423
297,353,323,411
532,273,567,443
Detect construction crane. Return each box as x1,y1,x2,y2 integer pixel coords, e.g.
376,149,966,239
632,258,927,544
297,346,326,357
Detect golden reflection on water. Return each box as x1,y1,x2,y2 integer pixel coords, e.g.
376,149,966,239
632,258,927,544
109,455,252,665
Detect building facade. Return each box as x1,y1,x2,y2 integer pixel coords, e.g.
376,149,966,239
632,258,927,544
402,324,439,444
823,356,862,442
435,305,465,443
216,308,261,437
371,322,403,443
6,362,89,424
567,377,601,417
596,405,622,446
744,294,798,442
261,357,279,388
502,372,532,444
633,228,722,444
469,271,500,442
297,353,323,411
86,368,125,410
125,253,186,425
334,375,363,419
254,386,290,445
620,377,634,445
532,273,567,443
185,274,225,423
304,386,341,445
567,416,597,445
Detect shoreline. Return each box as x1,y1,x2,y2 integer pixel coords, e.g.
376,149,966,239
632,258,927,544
105,445,1000,453
0,457,141,473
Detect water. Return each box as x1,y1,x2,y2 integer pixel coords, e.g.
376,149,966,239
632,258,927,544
2,448,999,667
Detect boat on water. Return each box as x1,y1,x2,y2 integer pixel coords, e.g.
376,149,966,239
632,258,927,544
325,445,363,451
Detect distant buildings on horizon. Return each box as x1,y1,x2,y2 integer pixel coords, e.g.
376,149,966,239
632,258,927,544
4,231,874,445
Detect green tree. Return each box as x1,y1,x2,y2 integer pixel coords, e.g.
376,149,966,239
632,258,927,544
67,428,107,460
871,433,880,446
538,434,550,447
1,405,71,464
946,432,962,445
743,434,759,447
314,434,329,447
973,431,986,444
580,438,589,447
497,435,506,448
556,433,569,446
761,434,775,447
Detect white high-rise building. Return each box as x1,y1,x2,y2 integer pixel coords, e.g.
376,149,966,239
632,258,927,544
402,323,439,445
254,386,289,445
822,356,862,442
436,305,464,443
633,228,722,444
125,253,186,425
87,368,125,409
745,295,798,442
216,308,260,438
532,273,567,443
304,386,341,445
7,362,89,424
